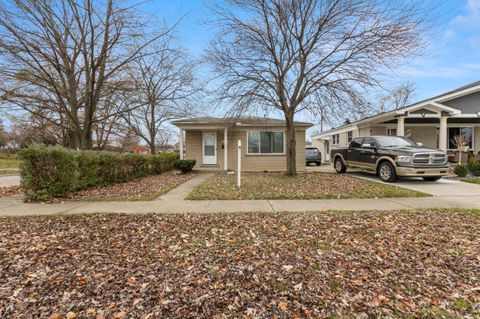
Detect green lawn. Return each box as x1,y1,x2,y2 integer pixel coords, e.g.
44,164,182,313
463,178,480,184
187,172,428,200
0,154,20,175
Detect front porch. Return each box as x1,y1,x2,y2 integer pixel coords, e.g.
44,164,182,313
179,127,230,171
363,103,480,162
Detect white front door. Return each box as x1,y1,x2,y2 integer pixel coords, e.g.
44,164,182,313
202,132,217,165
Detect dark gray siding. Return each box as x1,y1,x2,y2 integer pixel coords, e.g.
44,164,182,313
443,92,480,114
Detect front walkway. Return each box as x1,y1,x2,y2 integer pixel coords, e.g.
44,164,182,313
1,172,480,217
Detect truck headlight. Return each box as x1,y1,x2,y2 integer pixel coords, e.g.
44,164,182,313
395,155,411,163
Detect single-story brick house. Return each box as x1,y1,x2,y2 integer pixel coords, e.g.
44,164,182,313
312,81,480,163
171,116,313,172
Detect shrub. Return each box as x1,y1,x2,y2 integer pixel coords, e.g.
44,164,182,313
19,144,77,201
173,159,196,174
19,145,179,201
151,153,179,174
454,164,469,177
468,160,480,176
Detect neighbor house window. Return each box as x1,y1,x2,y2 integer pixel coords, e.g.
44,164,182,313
332,134,340,145
448,127,473,149
387,128,397,136
347,131,353,142
247,131,284,154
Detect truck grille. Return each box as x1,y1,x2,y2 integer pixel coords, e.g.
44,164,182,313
412,153,446,165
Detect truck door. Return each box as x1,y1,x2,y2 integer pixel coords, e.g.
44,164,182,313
346,138,364,166
359,137,377,171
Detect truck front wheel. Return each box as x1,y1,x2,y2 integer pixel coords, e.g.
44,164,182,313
334,157,347,173
377,161,397,182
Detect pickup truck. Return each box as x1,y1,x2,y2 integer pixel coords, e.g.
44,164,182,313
331,136,449,182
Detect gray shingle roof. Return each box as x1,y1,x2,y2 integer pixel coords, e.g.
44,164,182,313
313,80,480,137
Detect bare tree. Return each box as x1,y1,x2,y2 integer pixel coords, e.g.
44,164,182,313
0,120,8,149
4,115,59,150
92,86,133,150
123,39,199,154
377,82,415,112
0,0,164,149
156,129,175,153
115,129,140,153
208,0,433,175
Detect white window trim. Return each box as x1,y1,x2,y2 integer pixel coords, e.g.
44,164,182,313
246,131,286,155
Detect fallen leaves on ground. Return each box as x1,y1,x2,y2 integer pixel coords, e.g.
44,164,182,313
67,172,195,201
1,210,479,318
187,172,426,200
0,185,22,198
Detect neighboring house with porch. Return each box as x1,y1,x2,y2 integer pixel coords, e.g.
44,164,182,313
312,81,480,163
172,116,313,172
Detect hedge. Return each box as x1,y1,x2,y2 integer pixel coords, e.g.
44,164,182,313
19,144,77,201
19,144,179,201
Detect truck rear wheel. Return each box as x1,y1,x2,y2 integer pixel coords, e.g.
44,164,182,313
378,161,397,182
334,157,347,173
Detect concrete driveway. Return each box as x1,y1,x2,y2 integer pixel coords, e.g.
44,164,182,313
306,164,480,197
0,175,20,187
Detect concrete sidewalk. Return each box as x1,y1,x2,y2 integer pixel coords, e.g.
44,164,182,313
0,195,479,217
0,175,20,187
1,173,479,217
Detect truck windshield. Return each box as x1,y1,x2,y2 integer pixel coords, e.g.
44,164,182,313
306,148,319,155
375,136,417,147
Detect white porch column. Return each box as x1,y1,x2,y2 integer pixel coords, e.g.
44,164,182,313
439,116,448,151
224,127,228,170
179,128,184,160
397,116,405,136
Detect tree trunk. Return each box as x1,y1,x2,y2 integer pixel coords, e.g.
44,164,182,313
285,112,297,176
149,130,156,154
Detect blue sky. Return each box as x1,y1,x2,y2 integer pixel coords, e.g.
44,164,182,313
141,0,480,105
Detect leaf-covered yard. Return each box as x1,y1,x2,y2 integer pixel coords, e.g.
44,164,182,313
63,172,194,202
0,185,21,198
1,210,479,318
187,172,427,200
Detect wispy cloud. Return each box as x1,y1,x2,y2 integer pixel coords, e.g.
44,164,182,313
443,29,456,39
452,0,480,27
394,58,480,79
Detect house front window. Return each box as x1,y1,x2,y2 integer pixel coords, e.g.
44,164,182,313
448,127,473,149
332,134,340,145
247,131,284,154
347,131,353,142
387,128,397,136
